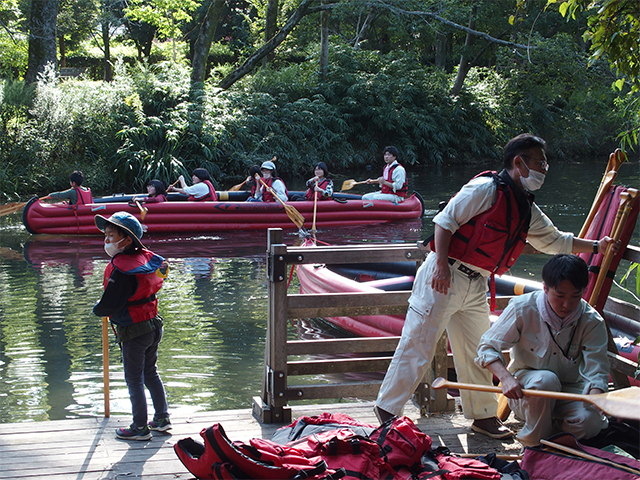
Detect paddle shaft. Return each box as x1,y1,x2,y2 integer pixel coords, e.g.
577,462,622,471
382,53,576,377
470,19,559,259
102,317,110,418
257,176,305,229
540,439,640,475
312,181,318,232
431,377,639,420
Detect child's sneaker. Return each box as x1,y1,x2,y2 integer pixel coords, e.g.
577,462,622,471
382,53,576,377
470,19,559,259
148,417,172,432
116,424,152,441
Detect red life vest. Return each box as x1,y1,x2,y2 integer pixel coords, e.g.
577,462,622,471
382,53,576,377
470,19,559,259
189,180,217,202
380,162,408,198
174,414,432,480
73,187,93,205
433,171,533,275
305,178,331,201
261,177,288,202
102,249,165,326
143,194,167,204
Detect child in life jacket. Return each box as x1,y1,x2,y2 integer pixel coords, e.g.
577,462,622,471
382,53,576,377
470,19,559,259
169,168,217,201
134,179,167,204
291,162,334,201
93,211,171,441
42,170,93,205
247,160,288,202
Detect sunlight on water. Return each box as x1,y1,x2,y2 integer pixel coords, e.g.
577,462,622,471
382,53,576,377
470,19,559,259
0,161,637,423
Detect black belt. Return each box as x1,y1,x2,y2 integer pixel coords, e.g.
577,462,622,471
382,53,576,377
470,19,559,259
448,258,482,280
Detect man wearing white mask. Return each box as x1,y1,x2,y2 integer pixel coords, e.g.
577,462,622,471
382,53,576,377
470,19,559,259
374,133,617,439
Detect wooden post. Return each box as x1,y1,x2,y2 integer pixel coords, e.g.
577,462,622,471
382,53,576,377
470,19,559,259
102,317,110,418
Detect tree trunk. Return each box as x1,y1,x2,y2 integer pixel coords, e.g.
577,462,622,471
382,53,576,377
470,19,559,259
262,0,279,67
59,36,66,67
25,0,59,84
102,22,112,82
218,0,315,90
190,0,226,85
319,0,329,80
353,8,374,49
435,31,447,69
450,5,476,97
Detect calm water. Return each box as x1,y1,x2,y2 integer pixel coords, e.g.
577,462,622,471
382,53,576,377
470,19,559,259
0,161,638,423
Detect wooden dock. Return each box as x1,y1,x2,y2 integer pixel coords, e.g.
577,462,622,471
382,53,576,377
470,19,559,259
0,401,523,479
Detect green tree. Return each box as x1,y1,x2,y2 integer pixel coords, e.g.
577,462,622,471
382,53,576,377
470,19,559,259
547,0,640,146
125,0,198,62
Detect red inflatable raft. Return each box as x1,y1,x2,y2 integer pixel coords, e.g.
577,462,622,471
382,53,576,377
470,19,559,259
22,191,424,235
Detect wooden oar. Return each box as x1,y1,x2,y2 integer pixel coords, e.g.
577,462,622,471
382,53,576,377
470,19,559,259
229,179,247,192
102,317,110,418
0,201,27,216
588,189,638,306
540,439,640,475
341,179,368,191
431,377,640,421
312,181,318,234
578,149,626,238
257,176,305,230
135,200,148,222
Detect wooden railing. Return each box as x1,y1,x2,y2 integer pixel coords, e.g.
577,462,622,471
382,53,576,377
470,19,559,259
252,229,640,424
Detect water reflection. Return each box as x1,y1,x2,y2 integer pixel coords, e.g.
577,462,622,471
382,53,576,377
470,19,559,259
0,161,637,423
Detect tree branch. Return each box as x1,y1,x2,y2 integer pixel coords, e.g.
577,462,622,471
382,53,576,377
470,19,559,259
218,0,317,89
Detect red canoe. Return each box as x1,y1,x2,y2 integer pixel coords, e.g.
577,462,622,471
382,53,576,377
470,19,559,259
22,191,424,235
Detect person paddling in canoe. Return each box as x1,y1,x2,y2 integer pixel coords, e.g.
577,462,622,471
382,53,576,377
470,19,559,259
362,146,407,204
476,254,609,447
291,162,334,201
246,160,288,202
374,133,618,439
169,168,217,201
133,179,167,204
41,170,93,205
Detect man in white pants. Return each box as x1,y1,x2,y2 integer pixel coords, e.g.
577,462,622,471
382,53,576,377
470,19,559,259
374,133,616,438
475,254,609,446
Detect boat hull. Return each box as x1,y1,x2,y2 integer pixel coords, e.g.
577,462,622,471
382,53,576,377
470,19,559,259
22,192,424,235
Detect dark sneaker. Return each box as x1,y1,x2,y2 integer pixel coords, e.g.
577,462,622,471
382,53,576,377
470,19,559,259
149,417,172,432
471,417,515,439
116,424,152,441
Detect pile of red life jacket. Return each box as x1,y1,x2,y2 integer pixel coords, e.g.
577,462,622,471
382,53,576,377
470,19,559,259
174,413,507,480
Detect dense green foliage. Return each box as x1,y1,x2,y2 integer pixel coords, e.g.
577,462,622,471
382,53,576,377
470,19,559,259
0,36,625,199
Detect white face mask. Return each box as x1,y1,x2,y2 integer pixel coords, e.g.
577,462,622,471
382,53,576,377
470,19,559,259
519,161,546,191
104,238,125,257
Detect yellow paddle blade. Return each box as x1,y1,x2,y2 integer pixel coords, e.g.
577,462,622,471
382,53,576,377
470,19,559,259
285,204,306,229
340,179,368,191
0,201,27,216
229,179,247,192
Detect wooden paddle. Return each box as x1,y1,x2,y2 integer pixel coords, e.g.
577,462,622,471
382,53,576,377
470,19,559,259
540,439,640,475
588,189,638,306
102,317,110,418
431,377,640,421
257,175,306,230
229,179,247,192
0,201,27,216
578,149,626,238
312,181,318,234
341,179,368,191
135,200,148,222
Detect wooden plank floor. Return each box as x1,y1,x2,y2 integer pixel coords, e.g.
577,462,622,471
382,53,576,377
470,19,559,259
0,401,524,479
